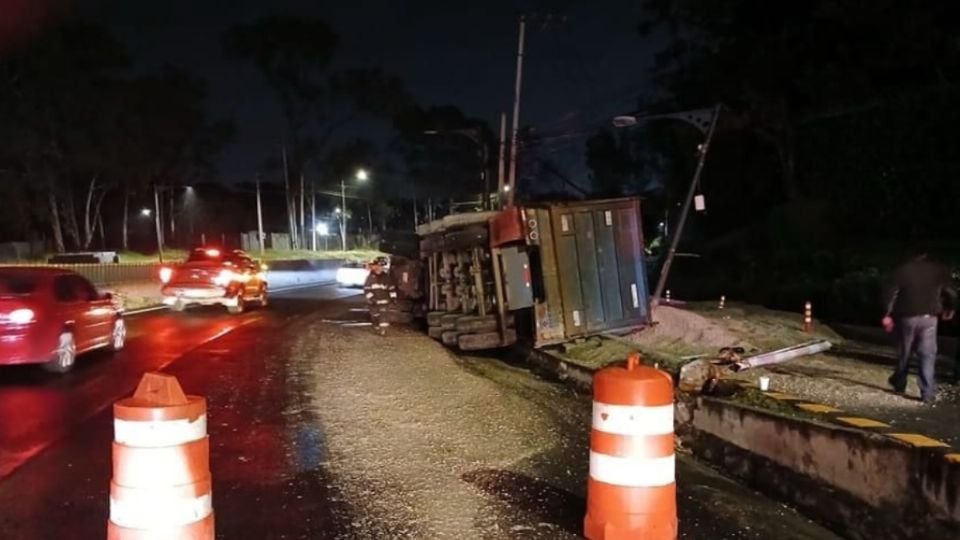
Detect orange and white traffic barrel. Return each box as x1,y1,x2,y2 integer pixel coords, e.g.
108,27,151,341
584,352,676,540
108,372,214,539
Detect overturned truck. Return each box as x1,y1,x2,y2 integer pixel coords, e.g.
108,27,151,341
383,197,652,351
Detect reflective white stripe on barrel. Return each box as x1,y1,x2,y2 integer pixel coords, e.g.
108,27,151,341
115,414,207,447
589,451,675,487
592,402,673,436
111,493,212,528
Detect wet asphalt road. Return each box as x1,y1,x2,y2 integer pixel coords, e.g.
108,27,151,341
0,284,842,539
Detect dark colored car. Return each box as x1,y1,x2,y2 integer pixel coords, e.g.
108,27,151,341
160,247,268,314
0,267,125,373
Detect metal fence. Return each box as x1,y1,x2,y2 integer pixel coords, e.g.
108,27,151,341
0,263,161,287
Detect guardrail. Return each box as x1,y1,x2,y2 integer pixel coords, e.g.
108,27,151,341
0,259,347,287
0,262,161,287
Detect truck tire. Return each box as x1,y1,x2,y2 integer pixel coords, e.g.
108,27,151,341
455,314,515,333
428,326,444,340
427,311,446,327
440,313,460,330
458,329,517,351
441,330,460,346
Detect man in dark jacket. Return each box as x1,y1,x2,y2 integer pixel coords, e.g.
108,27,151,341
883,250,957,403
364,259,397,336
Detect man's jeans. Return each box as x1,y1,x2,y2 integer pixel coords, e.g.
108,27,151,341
891,315,938,400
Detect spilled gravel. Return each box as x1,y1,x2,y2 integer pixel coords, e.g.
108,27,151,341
287,315,839,539
289,323,584,539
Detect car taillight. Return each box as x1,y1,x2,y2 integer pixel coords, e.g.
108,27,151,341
159,267,173,283
8,308,35,324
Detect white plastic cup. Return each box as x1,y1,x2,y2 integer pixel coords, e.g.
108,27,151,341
758,376,770,391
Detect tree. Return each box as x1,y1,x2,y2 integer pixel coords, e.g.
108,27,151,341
0,23,233,252
638,1,960,202
391,105,495,202
0,23,128,251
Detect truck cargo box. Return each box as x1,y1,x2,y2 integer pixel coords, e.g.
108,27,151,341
493,197,650,347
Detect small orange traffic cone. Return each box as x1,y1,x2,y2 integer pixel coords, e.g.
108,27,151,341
584,353,677,540
107,373,214,539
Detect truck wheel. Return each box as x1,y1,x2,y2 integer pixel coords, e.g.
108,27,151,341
427,311,446,327
441,330,460,346
455,315,500,334
440,313,460,330
458,329,517,351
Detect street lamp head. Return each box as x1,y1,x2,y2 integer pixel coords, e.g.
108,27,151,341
334,207,342,214
503,185,511,193
356,169,369,181
140,208,152,217
613,115,639,128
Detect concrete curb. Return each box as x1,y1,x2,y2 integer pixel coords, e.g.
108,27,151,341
521,343,960,539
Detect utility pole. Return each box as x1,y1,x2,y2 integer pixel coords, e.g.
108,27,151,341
281,143,295,249
497,112,507,209
413,195,418,228
506,15,526,207
153,185,164,263
651,104,722,306
311,181,317,252
367,203,373,238
340,178,347,251
299,173,306,250
255,176,265,257
169,188,175,246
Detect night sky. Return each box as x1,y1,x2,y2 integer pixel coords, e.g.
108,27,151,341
73,0,655,185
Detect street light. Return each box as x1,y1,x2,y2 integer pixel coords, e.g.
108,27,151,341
140,208,152,217
339,169,368,251
424,128,490,209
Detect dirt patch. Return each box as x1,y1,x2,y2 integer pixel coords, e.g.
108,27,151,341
626,305,750,357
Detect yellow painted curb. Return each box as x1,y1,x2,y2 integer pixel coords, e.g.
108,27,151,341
763,391,803,401
887,433,950,448
796,403,841,414
835,417,889,428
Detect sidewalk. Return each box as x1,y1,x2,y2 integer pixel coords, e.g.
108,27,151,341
631,303,960,449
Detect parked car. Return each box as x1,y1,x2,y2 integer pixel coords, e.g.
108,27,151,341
0,267,125,373
160,247,268,314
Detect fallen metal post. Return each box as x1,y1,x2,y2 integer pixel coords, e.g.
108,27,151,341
733,340,832,371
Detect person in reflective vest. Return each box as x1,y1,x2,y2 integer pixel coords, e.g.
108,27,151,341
364,259,397,335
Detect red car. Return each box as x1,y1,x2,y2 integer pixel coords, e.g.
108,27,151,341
160,247,268,314
0,267,125,373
